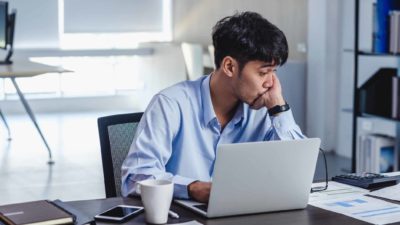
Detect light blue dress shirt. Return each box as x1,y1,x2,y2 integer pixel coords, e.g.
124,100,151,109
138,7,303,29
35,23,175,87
121,75,305,199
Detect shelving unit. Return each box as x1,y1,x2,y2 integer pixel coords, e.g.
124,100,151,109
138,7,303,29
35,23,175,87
352,0,400,172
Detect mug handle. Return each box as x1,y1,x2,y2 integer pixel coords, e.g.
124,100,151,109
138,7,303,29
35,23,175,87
135,182,141,195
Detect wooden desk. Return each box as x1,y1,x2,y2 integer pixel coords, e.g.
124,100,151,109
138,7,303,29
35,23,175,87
0,60,70,164
68,197,373,225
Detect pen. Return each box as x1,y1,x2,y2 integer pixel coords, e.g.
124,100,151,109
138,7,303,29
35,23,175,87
168,210,180,219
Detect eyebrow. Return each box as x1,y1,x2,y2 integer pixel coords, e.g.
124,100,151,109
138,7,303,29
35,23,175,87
259,64,277,69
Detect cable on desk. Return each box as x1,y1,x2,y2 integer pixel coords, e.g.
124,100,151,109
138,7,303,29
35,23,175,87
311,148,329,193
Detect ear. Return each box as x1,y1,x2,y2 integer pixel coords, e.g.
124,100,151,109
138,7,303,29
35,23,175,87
220,56,238,78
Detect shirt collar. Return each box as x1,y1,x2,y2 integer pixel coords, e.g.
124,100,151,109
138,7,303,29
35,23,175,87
201,75,216,126
232,103,246,126
201,74,246,127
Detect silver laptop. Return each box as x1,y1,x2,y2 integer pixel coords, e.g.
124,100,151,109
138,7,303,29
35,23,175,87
175,138,321,218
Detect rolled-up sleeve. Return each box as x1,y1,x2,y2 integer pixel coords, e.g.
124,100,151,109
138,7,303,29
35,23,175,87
264,109,306,140
121,94,195,199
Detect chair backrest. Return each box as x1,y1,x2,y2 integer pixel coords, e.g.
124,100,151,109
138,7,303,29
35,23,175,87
97,112,143,198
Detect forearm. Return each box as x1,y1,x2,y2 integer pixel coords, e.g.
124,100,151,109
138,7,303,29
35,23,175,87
264,109,306,140
121,170,196,199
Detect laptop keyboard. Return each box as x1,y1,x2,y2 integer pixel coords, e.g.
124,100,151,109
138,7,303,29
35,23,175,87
194,204,208,212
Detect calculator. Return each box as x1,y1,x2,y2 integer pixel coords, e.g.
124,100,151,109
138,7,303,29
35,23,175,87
332,172,399,189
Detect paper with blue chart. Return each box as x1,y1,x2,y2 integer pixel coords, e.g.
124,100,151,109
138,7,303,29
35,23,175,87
309,182,400,225
310,196,400,225
309,181,369,203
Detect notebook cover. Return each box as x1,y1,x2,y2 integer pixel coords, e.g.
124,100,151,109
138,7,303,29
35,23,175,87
0,200,74,225
51,200,95,225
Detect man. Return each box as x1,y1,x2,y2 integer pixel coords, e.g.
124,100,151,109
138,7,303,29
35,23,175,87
121,11,304,203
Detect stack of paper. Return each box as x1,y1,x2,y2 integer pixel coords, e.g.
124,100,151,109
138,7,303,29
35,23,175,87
311,196,400,225
309,181,400,225
368,183,400,201
309,181,369,203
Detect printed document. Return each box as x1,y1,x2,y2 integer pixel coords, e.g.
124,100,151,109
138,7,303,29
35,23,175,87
310,195,400,225
368,183,400,202
167,221,202,225
309,181,369,203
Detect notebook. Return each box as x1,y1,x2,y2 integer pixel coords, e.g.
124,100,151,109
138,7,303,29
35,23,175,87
0,200,74,225
51,200,95,225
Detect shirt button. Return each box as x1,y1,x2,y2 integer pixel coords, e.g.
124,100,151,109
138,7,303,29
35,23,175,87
275,122,281,128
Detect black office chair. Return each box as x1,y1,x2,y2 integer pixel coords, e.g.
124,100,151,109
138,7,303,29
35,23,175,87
97,112,143,198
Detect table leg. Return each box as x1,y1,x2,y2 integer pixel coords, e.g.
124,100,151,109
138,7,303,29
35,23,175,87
0,108,11,140
10,77,54,165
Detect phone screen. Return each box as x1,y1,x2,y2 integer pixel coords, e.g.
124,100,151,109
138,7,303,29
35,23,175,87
97,206,143,220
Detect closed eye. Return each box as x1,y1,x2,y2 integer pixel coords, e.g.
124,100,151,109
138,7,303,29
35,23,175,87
259,69,277,76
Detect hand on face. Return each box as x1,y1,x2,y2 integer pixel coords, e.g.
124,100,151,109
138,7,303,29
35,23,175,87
250,74,285,110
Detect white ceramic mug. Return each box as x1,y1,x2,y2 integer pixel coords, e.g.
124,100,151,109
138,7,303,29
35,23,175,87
136,179,173,224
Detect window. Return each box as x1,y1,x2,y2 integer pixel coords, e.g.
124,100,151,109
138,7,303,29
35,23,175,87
2,56,145,99
1,0,172,99
58,0,172,49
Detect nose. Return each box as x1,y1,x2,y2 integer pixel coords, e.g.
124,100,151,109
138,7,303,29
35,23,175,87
262,75,273,89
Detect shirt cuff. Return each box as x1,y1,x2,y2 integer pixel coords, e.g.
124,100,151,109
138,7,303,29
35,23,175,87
270,109,296,131
172,175,197,199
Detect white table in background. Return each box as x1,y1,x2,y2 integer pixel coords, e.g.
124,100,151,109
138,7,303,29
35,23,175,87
0,60,70,164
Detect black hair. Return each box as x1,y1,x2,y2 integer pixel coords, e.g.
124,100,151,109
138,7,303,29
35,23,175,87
212,11,288,70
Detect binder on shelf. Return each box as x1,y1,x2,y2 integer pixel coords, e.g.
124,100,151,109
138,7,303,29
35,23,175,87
392,76,400,118
389,10,400,53
373,0,400,53
357,134,397,173
359,68,400,119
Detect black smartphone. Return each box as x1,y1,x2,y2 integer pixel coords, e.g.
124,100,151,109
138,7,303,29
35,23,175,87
94,205,144,222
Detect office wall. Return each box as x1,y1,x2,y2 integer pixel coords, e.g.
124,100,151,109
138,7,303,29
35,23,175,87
63,0,163,33
307,0,341,151
8,0,166,49
336,0,355,158
8,0,59,48
278,60,306,130
173,0,308,61
10,0,308,61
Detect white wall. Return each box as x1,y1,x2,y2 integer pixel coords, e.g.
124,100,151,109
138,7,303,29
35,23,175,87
336,0,355,158
5,2,309,72
307,0,341,151
173,0,308,61
63,0,163,33
9,0,59,48
9,0,307,60
8,0,167,49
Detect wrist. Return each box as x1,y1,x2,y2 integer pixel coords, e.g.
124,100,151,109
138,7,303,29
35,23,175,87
268,101,290,116
266,96,285,109
187,180,199,199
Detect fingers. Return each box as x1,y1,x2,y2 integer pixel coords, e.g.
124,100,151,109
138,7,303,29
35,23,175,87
250,94,266,110
271,73,281,91
250,74,284,110
188,181,212,203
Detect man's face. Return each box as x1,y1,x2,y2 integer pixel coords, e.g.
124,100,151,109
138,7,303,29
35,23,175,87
232,60,277,108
